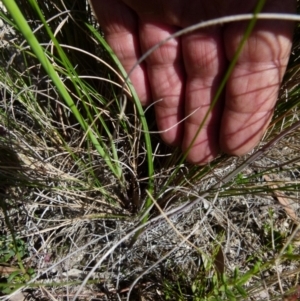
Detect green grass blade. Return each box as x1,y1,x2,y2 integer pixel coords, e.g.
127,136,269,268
2,0,122,179
159,0,267,195
86,24,154,217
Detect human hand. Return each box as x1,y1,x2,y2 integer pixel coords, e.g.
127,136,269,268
90,0,296,164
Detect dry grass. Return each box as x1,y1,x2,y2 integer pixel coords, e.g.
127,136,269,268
0,1,300,300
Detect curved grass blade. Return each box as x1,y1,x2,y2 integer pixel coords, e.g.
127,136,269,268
160,0,267,194
86,24,154,219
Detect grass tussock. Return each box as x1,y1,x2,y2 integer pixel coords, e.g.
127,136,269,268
0,0,300,300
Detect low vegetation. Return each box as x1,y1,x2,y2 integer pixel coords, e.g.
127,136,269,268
0,0,300,300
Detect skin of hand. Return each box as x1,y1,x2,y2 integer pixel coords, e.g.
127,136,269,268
90,0,296,164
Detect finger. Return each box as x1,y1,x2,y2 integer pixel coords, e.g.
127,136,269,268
221,15,295,155
139,22,185,145
90,0,150,105
181,28,226,164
